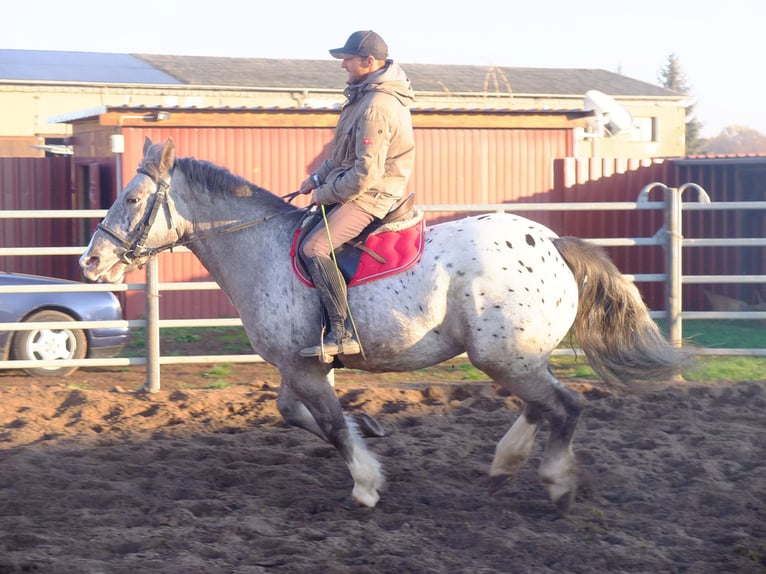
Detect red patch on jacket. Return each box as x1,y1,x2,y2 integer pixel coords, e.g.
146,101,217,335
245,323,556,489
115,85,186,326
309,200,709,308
363,137,372,145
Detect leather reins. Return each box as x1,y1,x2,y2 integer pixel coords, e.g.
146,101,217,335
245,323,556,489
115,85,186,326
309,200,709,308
96,166,295,265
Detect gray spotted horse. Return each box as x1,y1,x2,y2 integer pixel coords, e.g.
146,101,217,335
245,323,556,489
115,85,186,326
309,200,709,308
80,137,689,513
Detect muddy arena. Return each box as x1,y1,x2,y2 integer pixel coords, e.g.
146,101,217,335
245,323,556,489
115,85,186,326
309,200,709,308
0,361,763,573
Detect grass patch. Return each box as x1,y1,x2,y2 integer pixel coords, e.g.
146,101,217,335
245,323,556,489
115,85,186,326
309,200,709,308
682,320,766,349
120,322,766,382
218,330,252,352
124,327,252,357
124,333,146,357
677,319,765,381
734,543,765,566
173,332,201,343
550,356,597,379
66,382,91,390
203,380,232,389
455,363,488,381
200,364,233,389
203,364,233,378
683,356,766,382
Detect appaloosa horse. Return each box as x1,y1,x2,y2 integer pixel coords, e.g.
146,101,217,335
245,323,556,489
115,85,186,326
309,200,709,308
80,137,688,513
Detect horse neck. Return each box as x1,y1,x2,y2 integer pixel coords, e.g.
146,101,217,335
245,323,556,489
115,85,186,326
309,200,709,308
166,160,288,236
170,167,298,292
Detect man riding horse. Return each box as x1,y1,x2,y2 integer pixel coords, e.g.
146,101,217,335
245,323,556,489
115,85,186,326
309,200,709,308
294,30,416,359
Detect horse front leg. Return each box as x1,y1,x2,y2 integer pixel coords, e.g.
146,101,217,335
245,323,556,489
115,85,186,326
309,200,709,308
276,367,385,508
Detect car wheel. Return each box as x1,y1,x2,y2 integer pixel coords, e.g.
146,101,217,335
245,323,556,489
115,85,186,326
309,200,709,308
11,310,88,377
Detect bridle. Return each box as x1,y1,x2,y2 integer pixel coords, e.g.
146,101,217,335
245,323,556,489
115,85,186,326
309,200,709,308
96,164,296,265
96,167,177,265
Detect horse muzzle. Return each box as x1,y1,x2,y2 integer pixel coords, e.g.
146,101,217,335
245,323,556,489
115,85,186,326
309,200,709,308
79,251,132,284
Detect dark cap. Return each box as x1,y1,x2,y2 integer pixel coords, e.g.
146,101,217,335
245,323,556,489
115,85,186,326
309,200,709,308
329,30,389,60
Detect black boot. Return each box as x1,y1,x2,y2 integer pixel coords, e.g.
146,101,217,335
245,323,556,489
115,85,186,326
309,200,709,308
300,256,361,358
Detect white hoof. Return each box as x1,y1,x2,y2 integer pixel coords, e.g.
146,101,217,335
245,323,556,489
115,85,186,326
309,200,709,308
350,484,380,508
540,453,578,513
347,446,384,508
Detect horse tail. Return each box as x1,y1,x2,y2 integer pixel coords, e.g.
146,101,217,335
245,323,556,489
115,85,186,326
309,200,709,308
553,236,691,383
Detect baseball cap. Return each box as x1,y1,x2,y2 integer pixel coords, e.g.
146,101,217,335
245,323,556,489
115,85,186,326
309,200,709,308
329,30,389,60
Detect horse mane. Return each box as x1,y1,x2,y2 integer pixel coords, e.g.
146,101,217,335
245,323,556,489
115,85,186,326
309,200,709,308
173,156,296,214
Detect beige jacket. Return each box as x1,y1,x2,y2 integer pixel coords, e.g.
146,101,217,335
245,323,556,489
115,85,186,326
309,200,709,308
314,61,416,218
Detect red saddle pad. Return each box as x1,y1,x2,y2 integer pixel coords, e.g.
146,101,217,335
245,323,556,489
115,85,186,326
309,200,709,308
291,217,425,287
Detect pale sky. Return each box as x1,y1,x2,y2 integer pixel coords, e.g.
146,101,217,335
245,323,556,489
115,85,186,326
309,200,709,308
6,0,764,138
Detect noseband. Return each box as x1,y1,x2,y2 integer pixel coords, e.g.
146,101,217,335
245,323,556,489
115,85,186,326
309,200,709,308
96,167,175,265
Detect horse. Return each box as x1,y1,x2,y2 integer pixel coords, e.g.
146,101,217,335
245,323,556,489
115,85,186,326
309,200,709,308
80,137,688,514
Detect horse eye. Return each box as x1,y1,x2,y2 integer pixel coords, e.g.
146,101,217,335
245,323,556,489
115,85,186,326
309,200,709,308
126,196,141,205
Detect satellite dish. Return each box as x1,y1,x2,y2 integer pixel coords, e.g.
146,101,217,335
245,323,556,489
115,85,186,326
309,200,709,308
583,90,634,136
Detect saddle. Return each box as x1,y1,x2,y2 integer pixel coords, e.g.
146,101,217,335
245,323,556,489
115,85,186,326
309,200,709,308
291,193,425,287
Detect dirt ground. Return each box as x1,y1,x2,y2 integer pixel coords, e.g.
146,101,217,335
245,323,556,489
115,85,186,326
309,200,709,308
0,354,764,573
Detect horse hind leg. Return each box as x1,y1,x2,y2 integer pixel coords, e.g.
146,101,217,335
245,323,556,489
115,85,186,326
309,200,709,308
538,379,585,514
489,367,585,514
489,402,544,491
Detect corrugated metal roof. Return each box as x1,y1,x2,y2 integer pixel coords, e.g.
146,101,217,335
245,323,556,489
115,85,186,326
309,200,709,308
1,49,681,99
675,153,766,165
49,103,592,124
0,49,182,84
402,64,678,97
136,54,680,97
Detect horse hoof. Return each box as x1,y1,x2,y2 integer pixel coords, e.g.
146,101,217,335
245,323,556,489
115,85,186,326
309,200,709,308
552,489,576,516
342,497,371,511
487,473,510,495
356,413,387,438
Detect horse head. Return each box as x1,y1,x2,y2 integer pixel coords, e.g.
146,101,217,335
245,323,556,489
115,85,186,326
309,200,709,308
80,137,184,283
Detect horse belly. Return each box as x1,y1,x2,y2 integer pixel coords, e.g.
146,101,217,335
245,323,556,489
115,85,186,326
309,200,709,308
345,265,461,371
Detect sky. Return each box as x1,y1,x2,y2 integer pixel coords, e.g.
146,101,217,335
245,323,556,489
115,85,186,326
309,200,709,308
6,0,764,138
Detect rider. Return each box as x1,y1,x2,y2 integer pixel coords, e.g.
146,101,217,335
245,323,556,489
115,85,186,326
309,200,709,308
296,30,416,359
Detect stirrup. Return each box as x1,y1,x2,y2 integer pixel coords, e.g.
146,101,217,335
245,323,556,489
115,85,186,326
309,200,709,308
300,333,361,359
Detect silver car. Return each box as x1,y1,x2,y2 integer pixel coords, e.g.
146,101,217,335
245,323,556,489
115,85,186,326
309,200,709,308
0,271,129,376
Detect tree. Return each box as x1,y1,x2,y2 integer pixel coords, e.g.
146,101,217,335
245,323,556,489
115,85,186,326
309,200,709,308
658,53,705,155
703,126,766,154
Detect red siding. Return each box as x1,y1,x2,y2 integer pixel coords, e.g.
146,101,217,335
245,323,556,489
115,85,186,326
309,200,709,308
0,157,76,279
119,126,574,319
411,128,572,225
4,139,762,319
550,157,675,310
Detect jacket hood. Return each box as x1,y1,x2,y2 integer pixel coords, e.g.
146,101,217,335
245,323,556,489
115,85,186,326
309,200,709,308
344,61,415,107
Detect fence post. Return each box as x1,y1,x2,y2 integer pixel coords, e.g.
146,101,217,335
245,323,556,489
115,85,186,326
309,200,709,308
144,258,161,392
637,182,678,344
665,185,683,347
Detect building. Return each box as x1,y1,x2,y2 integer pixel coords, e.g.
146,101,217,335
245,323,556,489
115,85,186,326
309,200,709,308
4,50,762,320
1,49,688,159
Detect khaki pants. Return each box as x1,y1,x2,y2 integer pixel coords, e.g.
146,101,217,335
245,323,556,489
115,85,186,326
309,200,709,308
300,202,375,260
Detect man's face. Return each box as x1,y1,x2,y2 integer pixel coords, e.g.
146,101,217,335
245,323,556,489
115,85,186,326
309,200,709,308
340,55,374,84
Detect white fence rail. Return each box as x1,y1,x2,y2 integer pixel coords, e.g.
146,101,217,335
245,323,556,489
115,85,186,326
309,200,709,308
2,182,766,391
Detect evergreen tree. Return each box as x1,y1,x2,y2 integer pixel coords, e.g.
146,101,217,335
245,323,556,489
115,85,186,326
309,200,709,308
658,53,705,154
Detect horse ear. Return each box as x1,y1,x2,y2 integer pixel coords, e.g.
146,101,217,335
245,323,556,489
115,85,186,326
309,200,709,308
159,138,176,174
143,136,153,155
